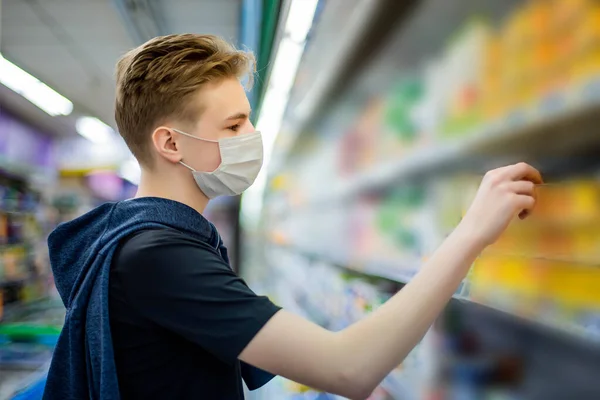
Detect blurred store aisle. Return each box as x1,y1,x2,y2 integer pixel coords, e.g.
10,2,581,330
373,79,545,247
1,0,600,399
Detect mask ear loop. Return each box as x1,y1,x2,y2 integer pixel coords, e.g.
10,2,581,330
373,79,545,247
179,161,196,171
172,128,219,172
172,128,219,143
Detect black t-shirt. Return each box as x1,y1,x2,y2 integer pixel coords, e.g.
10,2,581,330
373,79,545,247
109,228,281,400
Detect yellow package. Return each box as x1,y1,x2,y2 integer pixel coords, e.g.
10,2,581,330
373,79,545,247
498,257,521,291
570,227,600,259
521,259,549,300
470,255,508,303
573,47,600,83
470,257,496,290
545,262,572,307
576,267,600,311
562,265,593,310
583,268,600,311
574,5,600,52
502,7,530,52
570,180,600,219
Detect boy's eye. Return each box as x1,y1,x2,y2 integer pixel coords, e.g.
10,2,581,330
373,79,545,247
228,124,241,132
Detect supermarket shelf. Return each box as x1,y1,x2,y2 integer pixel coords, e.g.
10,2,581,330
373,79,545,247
305,82,600,207
285,244,420,283
270,0,418,172
274,243,600,346
455,290,600,347
282,256,419,400
483,251,600,267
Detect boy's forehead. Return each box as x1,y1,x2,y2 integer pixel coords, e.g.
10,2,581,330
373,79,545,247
198,78,250,118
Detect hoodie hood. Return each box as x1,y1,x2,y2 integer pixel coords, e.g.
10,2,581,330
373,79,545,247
43,197,221,400
48,198,217,310
43,197,272,400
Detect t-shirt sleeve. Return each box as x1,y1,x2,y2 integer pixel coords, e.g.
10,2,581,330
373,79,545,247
112,229,281,365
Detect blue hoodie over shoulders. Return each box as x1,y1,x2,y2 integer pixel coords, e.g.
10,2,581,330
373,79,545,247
43,197,275,399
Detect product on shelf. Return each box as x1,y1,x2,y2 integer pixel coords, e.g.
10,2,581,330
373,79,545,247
374,185,428,258
380,78,425,153
466,179,600,334
339,97,386,176
441,20,491,137
260,248,414,399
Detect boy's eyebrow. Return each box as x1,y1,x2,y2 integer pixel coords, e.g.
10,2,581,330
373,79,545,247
226,111,251,120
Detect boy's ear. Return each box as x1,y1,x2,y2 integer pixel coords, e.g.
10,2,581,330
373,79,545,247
152,127,183,164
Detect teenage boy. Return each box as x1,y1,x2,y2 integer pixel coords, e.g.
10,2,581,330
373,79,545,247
43,34,542,400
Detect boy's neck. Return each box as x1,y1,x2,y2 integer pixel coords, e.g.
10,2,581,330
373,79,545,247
135,169,209,215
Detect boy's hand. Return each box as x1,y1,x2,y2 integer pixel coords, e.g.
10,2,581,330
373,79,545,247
459,162,543,248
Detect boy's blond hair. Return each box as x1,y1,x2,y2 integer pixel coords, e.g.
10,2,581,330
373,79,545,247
115,34,255,166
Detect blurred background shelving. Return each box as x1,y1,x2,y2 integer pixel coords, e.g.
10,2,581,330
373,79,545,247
244,0,600,398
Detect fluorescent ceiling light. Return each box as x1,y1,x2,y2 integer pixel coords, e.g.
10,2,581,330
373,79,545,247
248,38,306,213
285,0,319,43
0,53,73,116
76,116,115,144
268,38,305,90
241,0,319,227
257,40,304,167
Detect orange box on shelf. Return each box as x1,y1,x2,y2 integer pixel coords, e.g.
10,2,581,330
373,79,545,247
533,42,564,94
533,184,571,219
555,28,577,66
529,0,555,42
553,0,593,32
536,230,574,258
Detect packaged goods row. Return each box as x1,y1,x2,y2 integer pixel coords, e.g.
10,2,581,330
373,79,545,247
267,0,600,210
258,247,422,400
266,175,600,343
257,244,600,400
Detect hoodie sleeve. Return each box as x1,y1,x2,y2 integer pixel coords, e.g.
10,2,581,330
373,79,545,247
110,228,281,365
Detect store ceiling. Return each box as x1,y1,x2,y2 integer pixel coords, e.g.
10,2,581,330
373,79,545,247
0,0,241,137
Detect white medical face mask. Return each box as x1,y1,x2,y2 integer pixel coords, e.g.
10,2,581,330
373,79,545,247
173,128,263,199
